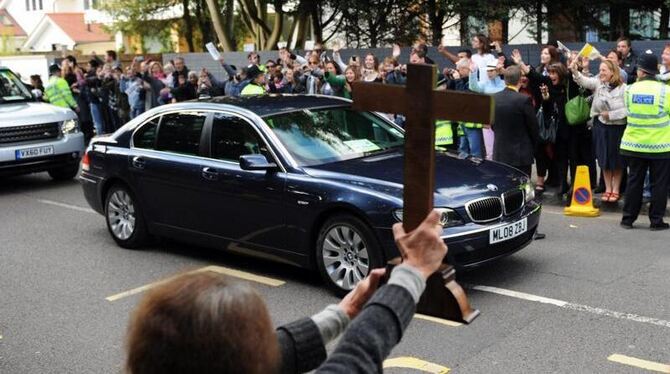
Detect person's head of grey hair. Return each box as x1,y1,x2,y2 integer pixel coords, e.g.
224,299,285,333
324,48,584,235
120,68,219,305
504,65,521,86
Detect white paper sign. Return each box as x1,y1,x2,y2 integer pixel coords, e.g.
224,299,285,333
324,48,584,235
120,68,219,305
243,43,255,52
277,41,287,49
344,139,381,153
304,40,315,51
205,42,221,60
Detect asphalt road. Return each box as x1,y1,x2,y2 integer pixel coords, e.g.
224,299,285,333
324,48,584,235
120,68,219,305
1,173,669,373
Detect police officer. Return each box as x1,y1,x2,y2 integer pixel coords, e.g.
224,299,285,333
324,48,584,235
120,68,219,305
620,52,670,231
240,65,266,96
435,120,454,151
44,64,78,112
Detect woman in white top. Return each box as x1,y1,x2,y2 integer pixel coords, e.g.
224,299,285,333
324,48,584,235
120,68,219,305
570,59,627,202
469,34,498,86
438,33,497,86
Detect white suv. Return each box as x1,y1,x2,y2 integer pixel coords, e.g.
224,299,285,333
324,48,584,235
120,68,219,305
0,67,84,180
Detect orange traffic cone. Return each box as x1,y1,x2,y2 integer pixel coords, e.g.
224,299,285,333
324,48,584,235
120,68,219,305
564,165,600,217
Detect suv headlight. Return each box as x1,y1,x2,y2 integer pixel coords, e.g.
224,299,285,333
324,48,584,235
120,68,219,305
393,208,465,228
61,119,79,134
522,180,535,202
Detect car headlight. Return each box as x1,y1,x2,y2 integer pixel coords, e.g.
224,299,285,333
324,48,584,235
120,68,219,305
61,119,79,134
522,180,535,202
393,208,465,228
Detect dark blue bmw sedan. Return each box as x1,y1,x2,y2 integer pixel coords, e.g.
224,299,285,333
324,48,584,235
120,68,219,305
80,95,541,294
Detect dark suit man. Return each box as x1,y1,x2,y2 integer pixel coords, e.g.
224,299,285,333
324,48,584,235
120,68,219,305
492,65,539,177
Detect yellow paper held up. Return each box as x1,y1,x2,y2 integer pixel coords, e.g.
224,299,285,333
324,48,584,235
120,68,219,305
578,43,601,60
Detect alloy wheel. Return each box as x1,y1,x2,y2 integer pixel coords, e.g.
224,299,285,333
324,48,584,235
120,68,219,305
321,224,370,290
107,190,136,240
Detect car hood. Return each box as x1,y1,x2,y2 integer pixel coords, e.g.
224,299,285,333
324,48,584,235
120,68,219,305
304,151,526,207
0,102,76,127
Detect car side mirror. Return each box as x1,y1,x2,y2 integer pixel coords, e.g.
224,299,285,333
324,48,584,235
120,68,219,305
239,154,277,171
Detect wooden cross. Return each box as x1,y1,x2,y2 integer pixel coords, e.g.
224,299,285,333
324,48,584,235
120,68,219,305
352,63,494,323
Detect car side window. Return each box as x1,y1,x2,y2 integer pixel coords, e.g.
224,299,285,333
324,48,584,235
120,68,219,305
210,113,271,163
133,116,160,149
155,112,207,156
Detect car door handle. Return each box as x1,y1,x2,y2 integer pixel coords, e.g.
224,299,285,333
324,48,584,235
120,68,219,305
132,156,145,169
201,167,219,181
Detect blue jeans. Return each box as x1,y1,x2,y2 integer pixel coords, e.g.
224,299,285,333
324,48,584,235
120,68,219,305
90,103,104,135
458,125,483,159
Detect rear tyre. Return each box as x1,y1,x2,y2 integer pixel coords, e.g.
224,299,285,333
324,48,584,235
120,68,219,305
105,184,148,249
315,214,384,296
48,164,79,180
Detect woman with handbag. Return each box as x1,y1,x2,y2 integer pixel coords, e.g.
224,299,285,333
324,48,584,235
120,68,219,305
540,63,597,203
570,59,627,202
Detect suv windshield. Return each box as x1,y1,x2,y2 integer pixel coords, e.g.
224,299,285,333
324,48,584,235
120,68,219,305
265,108,404,166
0,70,33,102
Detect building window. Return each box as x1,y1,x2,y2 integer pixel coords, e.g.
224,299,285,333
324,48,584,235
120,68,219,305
25,0,29,11
31,0,36,11
38,0,43,10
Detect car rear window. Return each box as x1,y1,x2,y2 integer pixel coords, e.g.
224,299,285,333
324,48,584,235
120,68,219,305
133,117,159,149
155,112,207,156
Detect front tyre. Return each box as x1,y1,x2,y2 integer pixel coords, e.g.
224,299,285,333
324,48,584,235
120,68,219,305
105,184,148,249
315,214,384,296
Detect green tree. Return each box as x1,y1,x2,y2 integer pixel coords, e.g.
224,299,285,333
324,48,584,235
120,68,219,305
336,0,423,48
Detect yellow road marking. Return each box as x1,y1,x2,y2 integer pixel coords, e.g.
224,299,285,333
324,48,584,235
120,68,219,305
106,265,285,302
200,265,285,287
414,313,462,327
608,354,670,373
383,356,450,373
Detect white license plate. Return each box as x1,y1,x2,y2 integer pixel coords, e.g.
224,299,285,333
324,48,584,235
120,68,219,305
490,218,528,244
15,146,54,160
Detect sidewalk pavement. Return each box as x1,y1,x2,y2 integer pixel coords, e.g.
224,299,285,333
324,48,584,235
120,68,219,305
537,187,670,216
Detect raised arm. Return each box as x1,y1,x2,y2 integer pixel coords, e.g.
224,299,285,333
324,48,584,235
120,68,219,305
437,45,459,64
570,60,599,91
316,211,447,374
332,51,348,73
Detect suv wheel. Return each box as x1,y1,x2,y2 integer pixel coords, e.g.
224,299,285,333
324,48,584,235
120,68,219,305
105,184,148,249
315,214,383,296
48,164,79,180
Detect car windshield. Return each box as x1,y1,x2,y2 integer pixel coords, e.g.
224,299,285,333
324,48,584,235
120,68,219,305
264,108,404,166
0,70,32,102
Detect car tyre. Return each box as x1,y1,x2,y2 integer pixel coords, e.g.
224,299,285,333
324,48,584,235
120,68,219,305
315,214,384,296
48,164,79,180
105,184,148,249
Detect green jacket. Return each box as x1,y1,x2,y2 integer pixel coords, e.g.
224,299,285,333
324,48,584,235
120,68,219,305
622,78,670,157
44,76,77,109
324,72,351,99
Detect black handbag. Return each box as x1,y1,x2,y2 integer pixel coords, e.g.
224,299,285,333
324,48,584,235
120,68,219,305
537,104,557,144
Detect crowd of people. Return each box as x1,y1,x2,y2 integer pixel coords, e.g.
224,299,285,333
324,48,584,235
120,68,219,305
39,35,669,229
